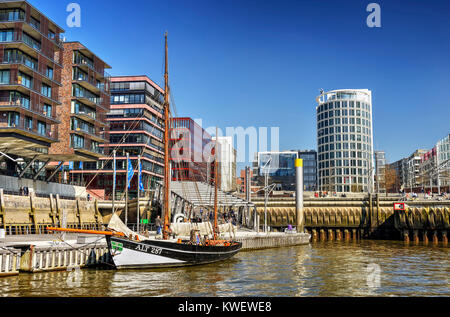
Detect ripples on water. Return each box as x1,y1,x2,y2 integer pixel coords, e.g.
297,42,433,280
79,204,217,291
0,241,448,297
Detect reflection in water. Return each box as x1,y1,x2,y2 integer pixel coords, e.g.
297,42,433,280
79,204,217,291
0,241,448,297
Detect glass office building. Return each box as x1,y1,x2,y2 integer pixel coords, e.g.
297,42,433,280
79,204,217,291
255,150,317,191
316,89,374,193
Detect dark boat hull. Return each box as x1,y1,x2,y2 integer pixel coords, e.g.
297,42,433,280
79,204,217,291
107,236,242,269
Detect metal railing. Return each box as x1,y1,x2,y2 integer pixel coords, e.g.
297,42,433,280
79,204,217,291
0,117,58,141
0,97,57,120
0,54,61,84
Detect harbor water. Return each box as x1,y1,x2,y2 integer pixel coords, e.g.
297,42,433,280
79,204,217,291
0,241,448,297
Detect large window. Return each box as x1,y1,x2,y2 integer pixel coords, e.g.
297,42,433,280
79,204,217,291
0,70,10,84
0,29,14,42
9,91,30,109
0,9,25,22
18,72,33,88
71,101,96,119
37,121,46,136
41,84,52,98
22,32,41,51
4,49,37,70
71,134,85,149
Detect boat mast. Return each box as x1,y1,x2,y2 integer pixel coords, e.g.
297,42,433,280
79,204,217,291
214,127,219,239
163,32,171,240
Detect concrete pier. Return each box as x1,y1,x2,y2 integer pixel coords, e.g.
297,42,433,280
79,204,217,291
235,231,310,251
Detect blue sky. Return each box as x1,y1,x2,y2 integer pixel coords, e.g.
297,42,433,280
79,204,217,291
30,0,450,171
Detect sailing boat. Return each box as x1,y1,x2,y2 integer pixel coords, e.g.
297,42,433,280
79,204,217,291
103,33,242,269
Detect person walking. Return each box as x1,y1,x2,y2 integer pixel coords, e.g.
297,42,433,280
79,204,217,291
155,215,162,235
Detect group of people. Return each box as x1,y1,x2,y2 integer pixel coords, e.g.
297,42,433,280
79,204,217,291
19,186,30,196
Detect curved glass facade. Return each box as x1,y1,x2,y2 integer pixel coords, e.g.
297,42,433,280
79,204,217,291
316,89,374,193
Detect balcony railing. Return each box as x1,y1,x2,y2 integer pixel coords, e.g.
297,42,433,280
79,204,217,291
0,31,60,64
0,97,57,120
0,55,61,84
72,143,104,155
73,74,110,94
0,117,58,141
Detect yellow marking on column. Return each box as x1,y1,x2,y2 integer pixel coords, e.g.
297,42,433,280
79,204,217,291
295,159,303,167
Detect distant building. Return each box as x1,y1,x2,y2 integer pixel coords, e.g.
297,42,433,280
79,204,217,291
170,117,214,183
375,151,386,193
316,89,374,193
253,150,317,191
212,136,237,192
72,75,165,199
436,134,450,191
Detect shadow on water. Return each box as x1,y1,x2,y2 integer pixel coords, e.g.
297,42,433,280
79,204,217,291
0,241,448,297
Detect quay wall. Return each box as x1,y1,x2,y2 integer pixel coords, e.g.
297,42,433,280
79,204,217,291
253,197,450,242
0,189,103,235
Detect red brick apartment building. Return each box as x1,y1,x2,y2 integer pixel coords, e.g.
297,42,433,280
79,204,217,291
47,41,111,183
170,117,215,183
0,0,64,180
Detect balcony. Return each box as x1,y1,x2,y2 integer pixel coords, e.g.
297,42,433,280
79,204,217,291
0,117,58,142
0,54,61,85
73,73,110,95
73,54,110,79
0,97,59,123
0,77,60,105
0,31,61,66
71,126,108,143
72,143,104,157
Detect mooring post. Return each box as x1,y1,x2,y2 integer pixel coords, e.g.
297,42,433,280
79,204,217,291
295,159,304,233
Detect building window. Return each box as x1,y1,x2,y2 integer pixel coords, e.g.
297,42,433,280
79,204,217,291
0,70,10,84
43,104,52,117
18,72,33,88
46,67,53,80
25,116,33,130
41,84,52,98
0,29,14,42
37,121,46,136
71,134,85,149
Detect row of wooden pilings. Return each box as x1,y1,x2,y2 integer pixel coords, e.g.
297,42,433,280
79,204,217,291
0,243,112,277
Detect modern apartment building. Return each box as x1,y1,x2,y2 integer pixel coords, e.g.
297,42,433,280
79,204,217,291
170,117,214,183
0,0,64,180
375,150,386,193
71,75,165,199
47,42,111,183
402,149,427,192
212,136,237,192
436,134,450,191
316,89,374,193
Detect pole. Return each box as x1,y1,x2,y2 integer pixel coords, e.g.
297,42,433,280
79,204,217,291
214,127,219,239
295,159,304,233
112,150,116,214
264,170,268,233
125,152,129,227
137,155,141,233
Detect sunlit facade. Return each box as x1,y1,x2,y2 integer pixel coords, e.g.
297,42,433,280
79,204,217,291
316,89,374,193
